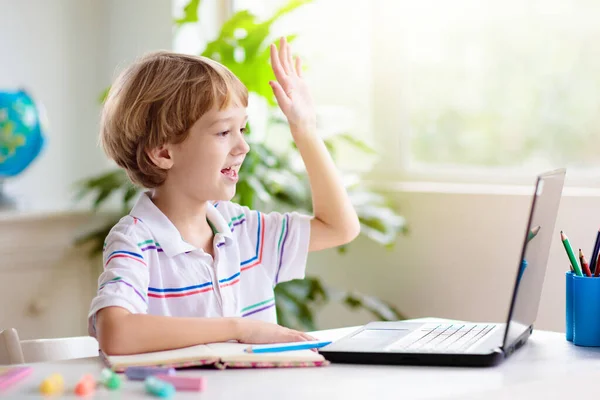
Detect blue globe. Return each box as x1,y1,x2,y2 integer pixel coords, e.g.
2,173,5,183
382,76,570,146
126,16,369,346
0,89,46,178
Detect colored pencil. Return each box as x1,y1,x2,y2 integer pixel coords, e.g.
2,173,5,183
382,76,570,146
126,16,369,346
590,228,600,275
527,225,541,242
579,249,592,277
245,340,332,353
561,231,583,277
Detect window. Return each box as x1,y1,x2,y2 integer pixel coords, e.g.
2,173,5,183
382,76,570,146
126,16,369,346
371,0,600,183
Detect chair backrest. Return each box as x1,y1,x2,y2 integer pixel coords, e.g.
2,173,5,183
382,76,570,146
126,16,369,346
0,329,25,365
0,328,99,365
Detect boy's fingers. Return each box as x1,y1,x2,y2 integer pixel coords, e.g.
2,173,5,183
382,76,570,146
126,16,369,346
270,44,286,80
286,42,295,76
279,37,291,75
300,332,317,341
269,80,291,109
295,56,302,77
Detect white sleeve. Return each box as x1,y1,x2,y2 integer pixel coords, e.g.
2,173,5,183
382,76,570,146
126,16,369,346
87,226,149,336
237,205,312,285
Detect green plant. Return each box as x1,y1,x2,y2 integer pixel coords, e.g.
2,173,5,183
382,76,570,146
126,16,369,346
76,0,407,331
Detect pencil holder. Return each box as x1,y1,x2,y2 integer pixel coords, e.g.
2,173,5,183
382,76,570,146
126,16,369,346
565,272,574,341
566,271,600,346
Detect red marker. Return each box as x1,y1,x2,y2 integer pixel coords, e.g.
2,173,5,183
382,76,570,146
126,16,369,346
579,249,592,277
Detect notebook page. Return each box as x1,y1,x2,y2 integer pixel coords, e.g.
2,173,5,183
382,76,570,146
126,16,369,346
106,343,217,368
206,342,325,363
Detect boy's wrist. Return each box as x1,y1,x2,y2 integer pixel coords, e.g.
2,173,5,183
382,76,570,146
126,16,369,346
289,121,317,137
229,317,244,341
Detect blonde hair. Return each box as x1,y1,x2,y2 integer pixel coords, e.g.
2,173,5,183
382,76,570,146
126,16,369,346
100,51,248,188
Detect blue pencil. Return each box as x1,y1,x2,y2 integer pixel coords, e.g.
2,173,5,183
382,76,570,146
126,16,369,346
590,228,600,275
244,340,332,353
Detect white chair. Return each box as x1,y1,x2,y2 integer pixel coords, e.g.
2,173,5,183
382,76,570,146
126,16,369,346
0,328,99,365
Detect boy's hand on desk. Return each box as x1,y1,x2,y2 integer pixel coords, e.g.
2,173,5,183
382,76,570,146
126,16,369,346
235,319,316,344
269,37,316,133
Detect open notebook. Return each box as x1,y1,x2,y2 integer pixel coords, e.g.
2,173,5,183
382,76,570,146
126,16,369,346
101,342,329,371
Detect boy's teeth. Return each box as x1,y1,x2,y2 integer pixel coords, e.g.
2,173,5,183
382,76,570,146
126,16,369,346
221,166,238,177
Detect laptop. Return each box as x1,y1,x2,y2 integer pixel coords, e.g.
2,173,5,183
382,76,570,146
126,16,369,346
320,169,566,367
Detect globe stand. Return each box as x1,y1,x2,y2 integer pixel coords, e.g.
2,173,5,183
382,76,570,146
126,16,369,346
0,180,17,210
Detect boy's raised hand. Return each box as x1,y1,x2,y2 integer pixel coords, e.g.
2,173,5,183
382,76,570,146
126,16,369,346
269,39,360,253
269,37,317,132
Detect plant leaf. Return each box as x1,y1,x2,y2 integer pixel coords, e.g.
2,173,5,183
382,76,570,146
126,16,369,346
329,133,377,155
74,223,115,258
275,282,317,331
342,291,406,321
99,87,110,104
245,174,272,203
200,1,310,105
174,0,201,26
122,185,140,212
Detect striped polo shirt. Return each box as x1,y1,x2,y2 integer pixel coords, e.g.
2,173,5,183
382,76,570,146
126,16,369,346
87,192,311,336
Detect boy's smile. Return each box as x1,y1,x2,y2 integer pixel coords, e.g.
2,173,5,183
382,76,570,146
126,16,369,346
220,163,241,183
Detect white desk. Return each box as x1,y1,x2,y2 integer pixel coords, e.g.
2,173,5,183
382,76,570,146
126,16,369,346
3,325,600,400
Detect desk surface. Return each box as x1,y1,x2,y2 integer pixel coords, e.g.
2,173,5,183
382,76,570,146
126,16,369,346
3,324,600,400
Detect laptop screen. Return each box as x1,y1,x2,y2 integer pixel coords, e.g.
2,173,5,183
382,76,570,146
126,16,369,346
502,169,566,351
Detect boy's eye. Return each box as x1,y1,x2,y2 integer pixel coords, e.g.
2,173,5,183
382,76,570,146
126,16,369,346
240,127,247,134
218,130,230,137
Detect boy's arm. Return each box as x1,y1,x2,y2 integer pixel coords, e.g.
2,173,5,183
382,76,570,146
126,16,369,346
269,38,360,252
97,307,315,355
97,307,238,354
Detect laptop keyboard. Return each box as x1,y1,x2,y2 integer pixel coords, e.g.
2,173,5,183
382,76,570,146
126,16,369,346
386,324,496,353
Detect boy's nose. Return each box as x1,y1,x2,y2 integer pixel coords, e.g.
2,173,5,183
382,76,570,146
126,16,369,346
236,135,250,155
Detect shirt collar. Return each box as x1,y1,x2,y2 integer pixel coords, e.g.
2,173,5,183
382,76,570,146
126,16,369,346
130,192,232,257
206,201,233,242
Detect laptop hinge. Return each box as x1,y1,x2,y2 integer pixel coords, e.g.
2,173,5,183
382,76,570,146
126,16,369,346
502,325,533,357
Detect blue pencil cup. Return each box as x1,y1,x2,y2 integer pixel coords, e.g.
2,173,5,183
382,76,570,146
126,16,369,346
566,271,573,342
566,271,600,346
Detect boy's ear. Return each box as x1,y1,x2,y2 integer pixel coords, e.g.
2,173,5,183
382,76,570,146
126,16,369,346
146,144,174,170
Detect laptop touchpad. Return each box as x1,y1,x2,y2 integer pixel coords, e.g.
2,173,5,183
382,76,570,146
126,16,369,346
347,329,411,349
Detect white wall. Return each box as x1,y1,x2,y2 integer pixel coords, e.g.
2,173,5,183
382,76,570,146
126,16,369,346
0,0,172,211
309,187,600,333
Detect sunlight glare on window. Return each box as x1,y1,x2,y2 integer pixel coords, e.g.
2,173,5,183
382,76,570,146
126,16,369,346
392,0,600,171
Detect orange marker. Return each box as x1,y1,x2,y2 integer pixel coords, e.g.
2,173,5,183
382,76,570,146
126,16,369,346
75,374,96,397
39,373,64,395
579,249,593,277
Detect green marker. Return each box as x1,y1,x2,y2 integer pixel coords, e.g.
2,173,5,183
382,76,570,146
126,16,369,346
100,368,121,390
561,231,583,277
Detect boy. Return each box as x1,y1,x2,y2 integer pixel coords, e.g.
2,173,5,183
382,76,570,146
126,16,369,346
89,38,360,355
